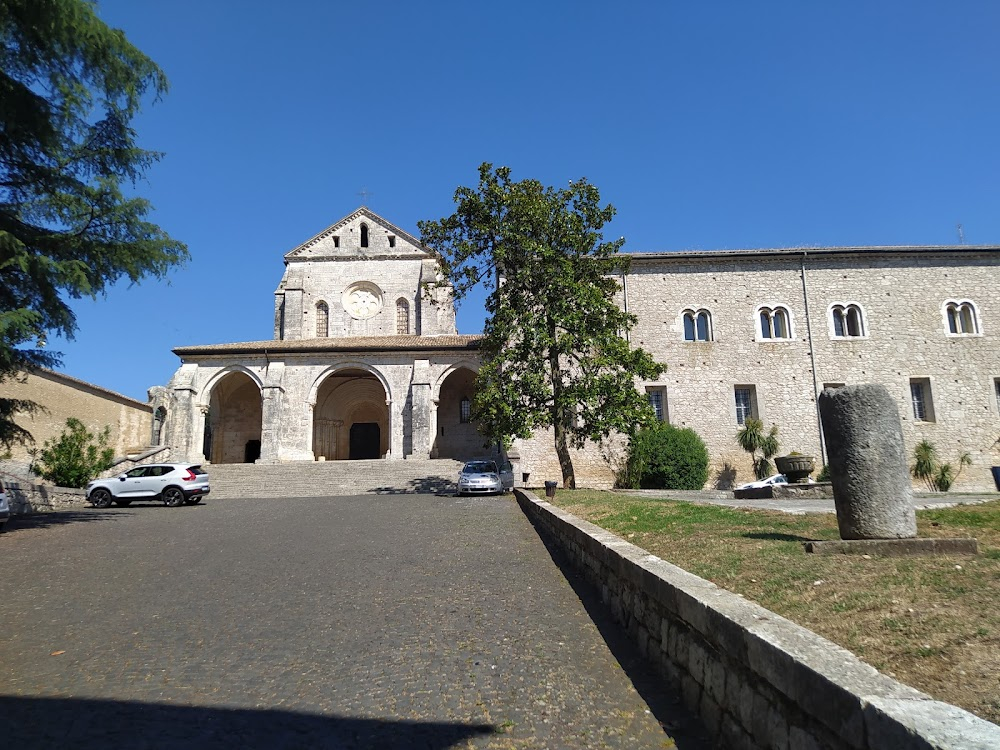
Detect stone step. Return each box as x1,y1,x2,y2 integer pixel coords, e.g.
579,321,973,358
204,459,466,499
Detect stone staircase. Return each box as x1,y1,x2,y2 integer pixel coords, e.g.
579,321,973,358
204,458,466,499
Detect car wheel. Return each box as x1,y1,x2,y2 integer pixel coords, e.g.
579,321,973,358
163,487,185,507
114,499,132,507
91,488,113,509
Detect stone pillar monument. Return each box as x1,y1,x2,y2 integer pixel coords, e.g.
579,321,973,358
818,384,917,540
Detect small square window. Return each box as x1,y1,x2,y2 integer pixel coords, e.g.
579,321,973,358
645,387,668,422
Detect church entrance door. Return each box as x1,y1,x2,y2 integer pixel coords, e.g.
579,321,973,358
349,423,380,459
313,368,390,460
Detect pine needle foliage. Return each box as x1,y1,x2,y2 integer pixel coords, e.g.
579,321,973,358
0,0,188,449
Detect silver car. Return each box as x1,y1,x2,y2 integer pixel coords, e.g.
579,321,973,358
0,479,9,531
457,460,513,496
86,464,210,508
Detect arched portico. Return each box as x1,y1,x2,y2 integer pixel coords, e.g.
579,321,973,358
202,369,263,464
433,365,483,459
311,366,391,460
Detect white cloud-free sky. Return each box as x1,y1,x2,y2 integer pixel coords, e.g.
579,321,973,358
52,0,1000,400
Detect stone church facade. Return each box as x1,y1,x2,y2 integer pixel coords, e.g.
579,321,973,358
157,208,1000,491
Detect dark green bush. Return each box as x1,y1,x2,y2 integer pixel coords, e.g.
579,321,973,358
623,422,709,490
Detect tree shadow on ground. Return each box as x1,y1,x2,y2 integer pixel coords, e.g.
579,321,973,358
527,521,713,750
742,531,815,543
2,695,496,749
370,476,456,495
3,510,127,533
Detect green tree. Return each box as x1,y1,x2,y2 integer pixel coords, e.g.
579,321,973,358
419,163,665,488
0,0,188,449
623,422,709,490
736,417,780,480
31,416,114,487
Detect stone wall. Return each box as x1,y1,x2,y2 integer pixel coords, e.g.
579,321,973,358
626,250,1000,491
3,478,87,515
1,369,153,462
516,489,1000,749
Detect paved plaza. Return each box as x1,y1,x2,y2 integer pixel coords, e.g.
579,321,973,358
0,494,708,749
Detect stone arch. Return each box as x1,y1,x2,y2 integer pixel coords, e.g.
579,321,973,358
201,369,263,464
434,364,484,460
310,363,392,460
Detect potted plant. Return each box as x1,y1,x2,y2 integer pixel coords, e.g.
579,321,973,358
774,451,815,484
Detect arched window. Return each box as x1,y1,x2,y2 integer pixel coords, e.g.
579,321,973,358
360,223,369,248
316,301,329,337
682,308,712,342
757,305,793,340
152,406,167,445
830,303,865,338
944,300,980,335
396,298,410,334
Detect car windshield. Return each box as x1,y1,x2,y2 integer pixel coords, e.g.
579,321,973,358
463,461,497,474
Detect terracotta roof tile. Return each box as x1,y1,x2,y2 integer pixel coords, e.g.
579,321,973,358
173,334,483,357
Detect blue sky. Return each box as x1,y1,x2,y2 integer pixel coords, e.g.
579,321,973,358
51,0,1000,401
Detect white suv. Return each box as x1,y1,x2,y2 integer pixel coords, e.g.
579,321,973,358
86,464,210,508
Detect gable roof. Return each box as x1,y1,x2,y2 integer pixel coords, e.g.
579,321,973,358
283,206,430,261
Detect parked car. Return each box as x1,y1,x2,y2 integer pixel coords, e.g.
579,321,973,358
737,473,816,490
0,478,9,531
737,473,789,490
457,460,511,496
86,464,210,508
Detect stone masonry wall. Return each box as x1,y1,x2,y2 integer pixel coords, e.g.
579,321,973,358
625,251,1000,492
516,489,1000,750
1,369,152,462
3,478,87,515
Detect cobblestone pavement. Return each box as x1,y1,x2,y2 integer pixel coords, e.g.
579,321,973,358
0,495,709,749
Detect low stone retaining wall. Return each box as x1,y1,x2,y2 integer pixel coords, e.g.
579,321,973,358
3,479,87,515
515,489,1000,750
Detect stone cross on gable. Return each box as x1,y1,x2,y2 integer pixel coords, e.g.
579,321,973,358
358,186,373,206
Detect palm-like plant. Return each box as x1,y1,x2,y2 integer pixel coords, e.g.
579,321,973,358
911,439,938,491
912,441,971,492
736,418,781,480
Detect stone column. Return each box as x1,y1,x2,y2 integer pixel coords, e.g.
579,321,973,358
258,362,285,464
818,384,917,540
409,360,432,459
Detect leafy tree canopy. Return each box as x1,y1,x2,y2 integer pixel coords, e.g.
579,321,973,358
419,163,665,487
0,0,187,448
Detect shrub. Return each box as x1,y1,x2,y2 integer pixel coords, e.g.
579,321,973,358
623,422,709,490
735,418,780,480
910,439,972,492
31,418,114,488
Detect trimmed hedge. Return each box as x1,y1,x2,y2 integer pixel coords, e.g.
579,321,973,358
624,422,709,490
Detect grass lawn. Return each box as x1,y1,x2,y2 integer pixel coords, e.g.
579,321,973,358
548,490,1000,725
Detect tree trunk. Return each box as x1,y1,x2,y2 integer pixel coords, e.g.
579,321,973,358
553,416,576,489
547,327,576,488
